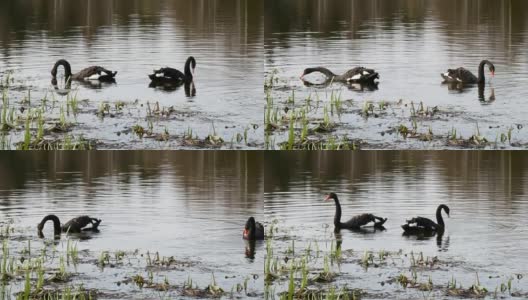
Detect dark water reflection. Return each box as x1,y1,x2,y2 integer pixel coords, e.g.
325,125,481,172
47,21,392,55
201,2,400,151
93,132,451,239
265,151,528,296
0,0,263,148
265,0,528,146
0,151,263,297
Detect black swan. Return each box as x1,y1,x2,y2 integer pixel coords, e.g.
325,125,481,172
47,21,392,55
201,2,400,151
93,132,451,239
51,59,117,82
37,215,102,237
301,67,379,84
243,217,264,240
441,60,495,84
401,204,450,234
149,56,196,84
324,193,387,230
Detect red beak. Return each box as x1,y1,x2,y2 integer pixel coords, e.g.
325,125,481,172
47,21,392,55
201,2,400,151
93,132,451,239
243,229,248,236
491,71,495,77
324,194,331,201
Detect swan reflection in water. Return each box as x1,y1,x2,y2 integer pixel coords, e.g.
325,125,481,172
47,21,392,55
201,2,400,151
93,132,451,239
51,78,72,96
402,231,450,252
149,80,196,97
443,82,495,103
245,239,257,259
302,77,379,92
51,78,116,96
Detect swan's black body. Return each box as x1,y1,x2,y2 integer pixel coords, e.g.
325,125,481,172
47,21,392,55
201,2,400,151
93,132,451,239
37,214,101,237
441,60,495,84
301,67,379,84
51,59,117,82
149,56,196,84
401,204,450,234
243,217,264,240
324,193,387,230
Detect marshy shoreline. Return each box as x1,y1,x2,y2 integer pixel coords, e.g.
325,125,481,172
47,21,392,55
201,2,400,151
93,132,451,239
0,222,263,299
265,71,525,150
264,220,527,300
0,73,262,150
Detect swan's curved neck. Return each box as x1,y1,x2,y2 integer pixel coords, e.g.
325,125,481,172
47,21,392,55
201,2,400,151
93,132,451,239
436,206,445,228
477,60,490,84
333,197,342,227
184,58,194,80
52,60,73,80
315,67,337,79
39,215,62,236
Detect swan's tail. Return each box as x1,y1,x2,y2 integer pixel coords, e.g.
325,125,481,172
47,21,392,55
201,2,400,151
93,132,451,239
362,72,379,83
374,217,387,227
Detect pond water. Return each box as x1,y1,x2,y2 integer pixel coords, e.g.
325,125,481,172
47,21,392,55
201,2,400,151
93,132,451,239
0,0,263,149
0,151,264,299
264,151,528,298
265,0,528,149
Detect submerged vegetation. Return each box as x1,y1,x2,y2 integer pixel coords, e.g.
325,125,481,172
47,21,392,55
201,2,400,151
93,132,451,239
265,70,527,150
0,223,262,299
0,73,260,150
264,220,527,299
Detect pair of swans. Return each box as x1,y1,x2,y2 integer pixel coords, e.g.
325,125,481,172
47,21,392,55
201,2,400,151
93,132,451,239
37,214,265,241
325,193,450,234
51,56,196,85
301,59,495,86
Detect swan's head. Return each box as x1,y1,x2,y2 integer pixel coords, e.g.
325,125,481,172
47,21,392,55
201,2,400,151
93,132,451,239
244,217,256,237
489,64,495,77
37,223,44,231
439,204,450,217
189,56,196,75
300,68,316,79
324,192,338,202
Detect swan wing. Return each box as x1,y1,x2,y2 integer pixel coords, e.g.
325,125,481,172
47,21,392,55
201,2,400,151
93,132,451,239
405,216,437,230
453,67,477,83
150,67,185,81
343,213,376,227
255,222,265,239
344,67,379,83
75,66,117,81
443,67,477,83
62,215,93,232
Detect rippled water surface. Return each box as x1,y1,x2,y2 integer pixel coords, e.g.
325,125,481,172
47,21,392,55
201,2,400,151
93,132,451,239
0,152,264,299
265,0,528,149
0,0,263,149
265,151,528,298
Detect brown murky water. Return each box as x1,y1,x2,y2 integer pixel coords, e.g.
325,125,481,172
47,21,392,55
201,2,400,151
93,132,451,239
265,151,528,298
0,0,263,149
265,0,528,149
0,151,264,299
